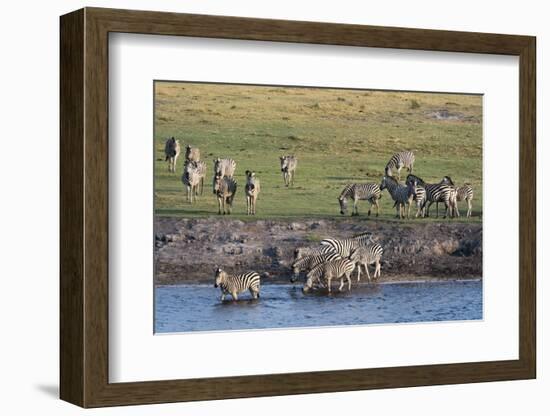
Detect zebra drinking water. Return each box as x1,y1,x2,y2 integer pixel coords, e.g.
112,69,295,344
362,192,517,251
338,183,382,216
213,174,237,214
349,244,383,282
245,170,261,215
380,176,416,219
290,252,341,283
164,137,180,173
280,155,298,187
303,258,355,293
213,158,236,178
385,151,415,181
320,232,374,258
214,268,261,301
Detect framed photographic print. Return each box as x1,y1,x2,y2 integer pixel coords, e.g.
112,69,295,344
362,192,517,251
60,7,536,408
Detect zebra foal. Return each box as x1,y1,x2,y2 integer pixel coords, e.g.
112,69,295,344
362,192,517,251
214,268,261,301
338,183,382,216
385,151,415,181
350,244,383,282
290,252,341,283
303,258,355,293
245,170,261,215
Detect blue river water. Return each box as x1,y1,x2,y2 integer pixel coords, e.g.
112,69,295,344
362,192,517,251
155,280,482,333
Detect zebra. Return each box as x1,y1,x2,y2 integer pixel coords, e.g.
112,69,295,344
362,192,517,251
280,155,298,187
385,151,415,181
213,158,236,178
338,183,382,216
181,161,204,203
440,176,474,217
303,258,355,293
214,268,261,301
213,174,237,214
290,252,341,283
406,174,453,218
349,244,383,282
185,145,201,162
164,137,180,173
380,176,416,219
245,170,261,215
320,232,374,258
294,245,329,261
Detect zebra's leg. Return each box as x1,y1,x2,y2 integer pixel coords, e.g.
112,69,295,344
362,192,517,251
467,199,472,217
217,196,222,215
356,264,361,282
375,199,380,217
338,277,344,292
375,260,381,279
220,293,225,301
436,202,440,218
231,292,238,301
353,198,358,216
246,196,250,215
326,276,332,294
365,264,371,282
250,287,259,299
346,273,352,291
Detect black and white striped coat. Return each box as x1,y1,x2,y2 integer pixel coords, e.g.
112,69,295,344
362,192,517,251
280,155,298,187
213,175,237,214
182,160,206,203
294,245,328,261
291,252,341,283
213,158,236,178
385,151,415,180
214,268,261,301
338,183,382,216
304,258,355,293
440,176,474,218
350,244,383,282
245,170,261,215
407,174,454,218
164,137,181,173
320,232,373,258
380,176,416,219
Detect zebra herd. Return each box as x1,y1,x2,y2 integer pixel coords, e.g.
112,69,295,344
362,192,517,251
213,232,383,301
165,138,298,215
339,150,475,219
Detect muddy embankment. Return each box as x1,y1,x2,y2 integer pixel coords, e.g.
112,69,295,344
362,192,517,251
154,217,482,285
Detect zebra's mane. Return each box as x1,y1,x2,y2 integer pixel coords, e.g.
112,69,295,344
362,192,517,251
384,175,400,186
406,174,426,187
338,184,354,199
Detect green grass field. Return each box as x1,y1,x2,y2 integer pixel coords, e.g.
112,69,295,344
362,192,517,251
154,82,482,222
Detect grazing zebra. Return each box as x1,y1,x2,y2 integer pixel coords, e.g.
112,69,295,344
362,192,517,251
320,232,374,258
338,183,382,216
245,170,261,215
406,174,453,218
164,137,180,173
290,252,341,283
380,176,416,219
350,244,383,282
214,268,261,301
303,258,355,293
441,176,474,217
385,151,415,180
213,175,237,214
181,161,203,203
280,155,298,187
213,158,236,178
185,145,201,162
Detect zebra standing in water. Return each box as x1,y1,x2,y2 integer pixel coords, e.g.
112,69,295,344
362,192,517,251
380,176,416,219
350,244,383,282
407,174,454,218
214,268,261,301
185,145,200,163
164,137,180,173
385,151,415,181
320,232,374,258
338,183,382,216
213,157,236,178
181,161,205,203
213,175,237,214
280,155,298,187
303,258,355,293
245,170,261,215
441,176,474,217
290,252,341,283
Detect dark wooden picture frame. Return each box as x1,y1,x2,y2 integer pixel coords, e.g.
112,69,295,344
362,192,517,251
60,7,536,408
